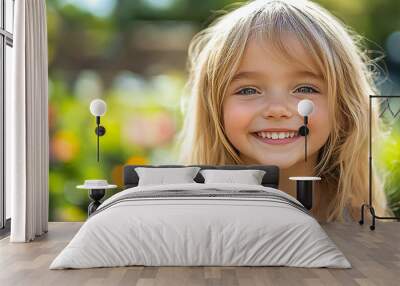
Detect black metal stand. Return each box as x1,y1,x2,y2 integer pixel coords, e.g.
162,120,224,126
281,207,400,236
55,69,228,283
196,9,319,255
295,116,314,210
290,177,321,210
296,180,313,210
359,95,400,230
94,116,106,162
88,189,105,216
304,116,308,163
298,116,310,163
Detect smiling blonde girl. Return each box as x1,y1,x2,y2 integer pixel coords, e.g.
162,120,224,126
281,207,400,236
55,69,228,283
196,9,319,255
176,0,389,222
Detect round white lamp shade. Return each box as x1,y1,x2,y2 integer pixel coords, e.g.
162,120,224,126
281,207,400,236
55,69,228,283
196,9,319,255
90,99,107,116
297,99,314,116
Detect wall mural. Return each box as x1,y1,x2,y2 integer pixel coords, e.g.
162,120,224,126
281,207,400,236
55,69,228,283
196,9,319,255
47,0,400,221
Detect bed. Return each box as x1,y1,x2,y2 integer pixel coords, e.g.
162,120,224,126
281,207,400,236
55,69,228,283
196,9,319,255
49,164,351,269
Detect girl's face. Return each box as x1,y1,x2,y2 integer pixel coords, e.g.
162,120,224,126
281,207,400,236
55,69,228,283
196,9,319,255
223,34,331,168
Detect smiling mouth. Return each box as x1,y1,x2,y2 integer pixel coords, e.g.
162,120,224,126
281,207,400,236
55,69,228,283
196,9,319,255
251,130,301,145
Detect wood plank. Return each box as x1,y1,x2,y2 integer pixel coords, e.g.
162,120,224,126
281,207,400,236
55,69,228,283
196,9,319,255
0,222,399,286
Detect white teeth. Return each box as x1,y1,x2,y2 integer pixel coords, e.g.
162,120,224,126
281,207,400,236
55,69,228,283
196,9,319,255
255,131,298,139
257,132,265,138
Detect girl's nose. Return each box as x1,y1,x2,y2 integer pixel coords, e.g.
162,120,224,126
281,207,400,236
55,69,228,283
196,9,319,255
261,99,293,119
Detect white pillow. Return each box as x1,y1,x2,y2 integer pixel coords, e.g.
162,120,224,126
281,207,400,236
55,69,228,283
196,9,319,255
200,169,266,185
135,167,201,186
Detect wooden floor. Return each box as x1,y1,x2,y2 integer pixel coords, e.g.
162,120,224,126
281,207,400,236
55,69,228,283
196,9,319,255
0,222,399,286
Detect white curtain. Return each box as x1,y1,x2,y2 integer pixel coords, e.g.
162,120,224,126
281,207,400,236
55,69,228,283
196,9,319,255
7,0,49,242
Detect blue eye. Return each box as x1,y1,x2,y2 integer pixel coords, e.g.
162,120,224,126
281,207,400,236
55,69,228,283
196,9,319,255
236,87,258,96
294,86,319,94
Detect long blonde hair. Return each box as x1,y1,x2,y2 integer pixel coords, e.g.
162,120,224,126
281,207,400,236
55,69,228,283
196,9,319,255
176,0,389,221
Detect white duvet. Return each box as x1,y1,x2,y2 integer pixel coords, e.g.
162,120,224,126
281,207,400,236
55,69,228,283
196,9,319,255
49,183,351,269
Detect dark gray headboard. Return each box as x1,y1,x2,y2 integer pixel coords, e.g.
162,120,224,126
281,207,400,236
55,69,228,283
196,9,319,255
123,165,279,189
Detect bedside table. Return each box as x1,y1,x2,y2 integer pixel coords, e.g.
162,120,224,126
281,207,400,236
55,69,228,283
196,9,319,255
289,176,321,210
77,180,117,216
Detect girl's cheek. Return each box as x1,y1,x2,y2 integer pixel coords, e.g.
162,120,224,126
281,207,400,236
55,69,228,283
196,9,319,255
306,103,331,141
223,103,251,147
223,99,255,130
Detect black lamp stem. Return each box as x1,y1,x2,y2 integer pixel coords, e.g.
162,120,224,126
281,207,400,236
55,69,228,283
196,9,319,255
96,116,100,162
304,116,308,162
305,133,307,162
97,129,99,162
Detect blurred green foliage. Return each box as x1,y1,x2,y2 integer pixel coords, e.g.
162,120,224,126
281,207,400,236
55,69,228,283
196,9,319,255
47,0,400,221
